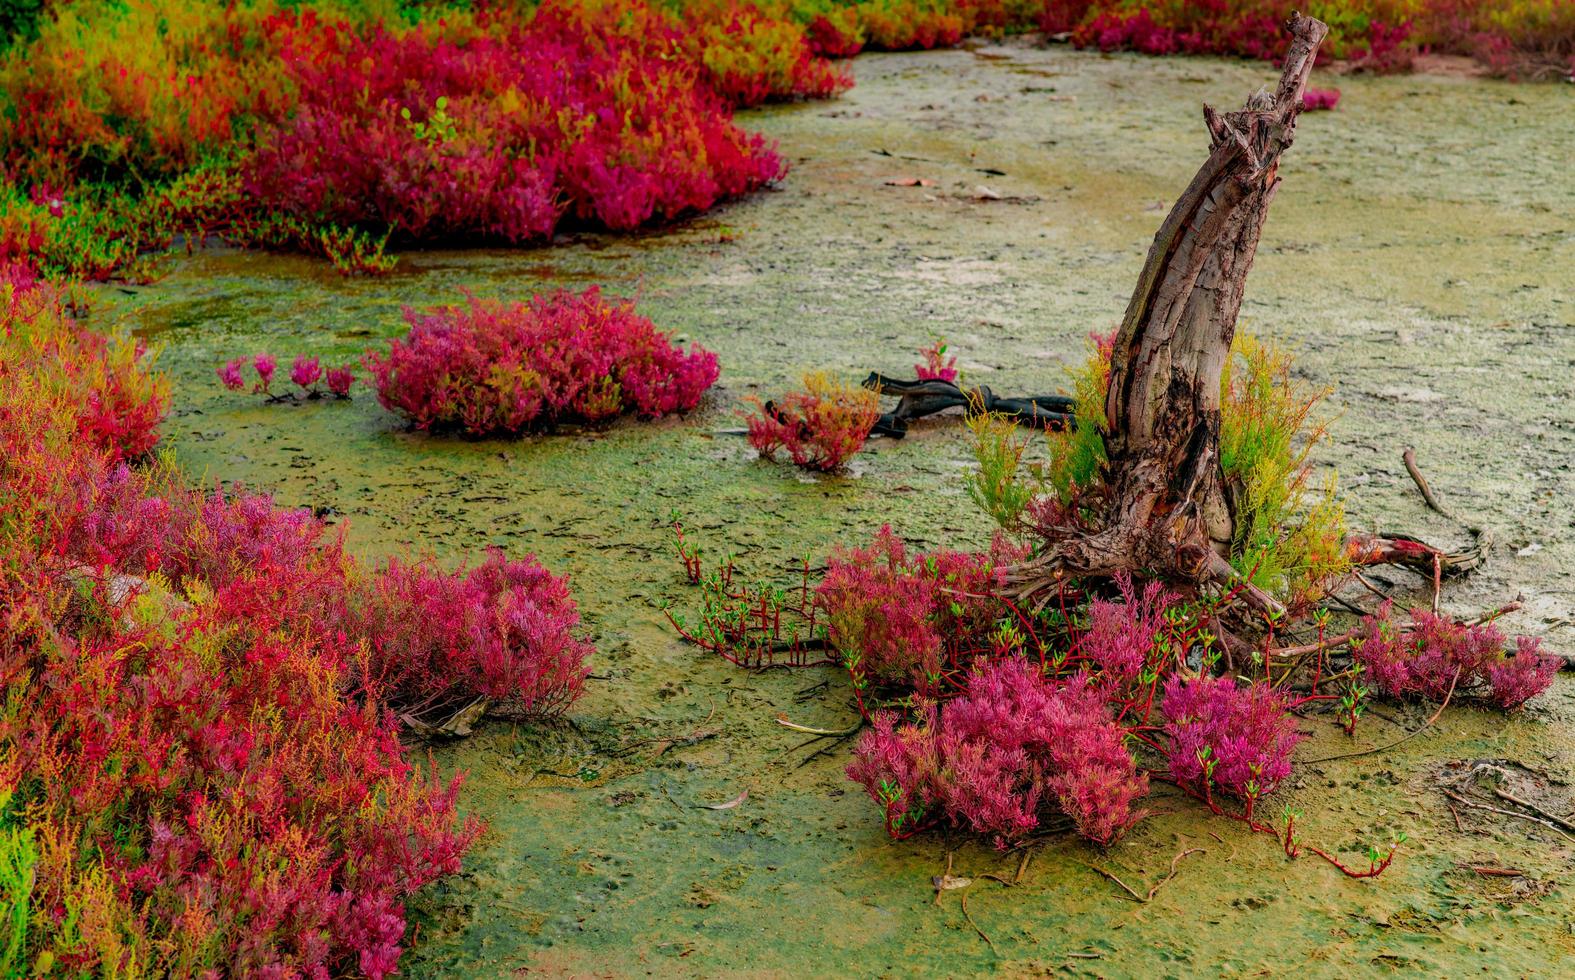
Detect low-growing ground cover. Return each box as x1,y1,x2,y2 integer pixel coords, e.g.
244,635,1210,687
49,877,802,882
2,1,1568,281
0,268,594,975
0,6,1570,978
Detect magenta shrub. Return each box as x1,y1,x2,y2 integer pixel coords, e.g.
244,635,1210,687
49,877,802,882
245,3,785,245
220,351,358,399
358,549,593,719
1486,636,1561,710
744,371,881,472
914,339,958,382
1353,602,1550,707
1162,675,1301,810
326,363,356,397
1,278,556,974
817,525,1026,694
848,659,1148,844
365,286,718,436
290,353,322,391
218,356,246,390
1302,86,1342,110
1081,574,1176,689
253,352,277,392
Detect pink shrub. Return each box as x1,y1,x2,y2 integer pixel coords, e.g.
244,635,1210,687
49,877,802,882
4,287,490,977
221,353,358,400
364,287,718,436
1356,602,1503,701
245,2,785,245
847,659,1147,845
218,357,246,390
745,371,880,471
1162,675,1301,810
1354,603,1556,709
290,353,322,392
1486,636,1560,710
817,525,1025,693
0,269,169,462
914,338,958,382
253,352,276,392
1302,87,1341,110
1081,574,1177,688
326,364,356,397
358,549,593,719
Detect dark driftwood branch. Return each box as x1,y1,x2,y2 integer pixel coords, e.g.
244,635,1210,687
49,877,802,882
1006,14,1329,612
861,373,1075,437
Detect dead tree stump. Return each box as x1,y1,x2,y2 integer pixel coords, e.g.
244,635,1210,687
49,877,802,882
1007,13,1331,615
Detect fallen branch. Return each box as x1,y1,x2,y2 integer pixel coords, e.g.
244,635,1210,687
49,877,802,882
1085,863,1144,903
1442,790,1575,844
1402,447,1452,517
775,714,862,736
1145,847,1206,902
1492,788,1575,833
861,374,1075,437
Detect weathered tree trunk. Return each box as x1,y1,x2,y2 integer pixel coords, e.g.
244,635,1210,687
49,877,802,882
1008,14,1329,613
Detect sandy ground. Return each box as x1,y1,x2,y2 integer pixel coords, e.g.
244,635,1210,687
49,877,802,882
105,38,1574,978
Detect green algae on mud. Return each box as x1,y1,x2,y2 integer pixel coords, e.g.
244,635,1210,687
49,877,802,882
101,40,1573,977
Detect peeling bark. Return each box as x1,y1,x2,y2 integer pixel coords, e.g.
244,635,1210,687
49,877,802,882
1007,14,1329,612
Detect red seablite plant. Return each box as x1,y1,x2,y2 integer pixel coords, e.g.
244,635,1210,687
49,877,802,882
246,1,786,245
3,269,592,974
366,287,718,436
1302,86,1342,110
218,356,246,390
253,352,277,392
914,338,958,382
0,263,168,461
1081,574,1177,689
1162,675,1302,812
817,525,1027,695
221,352,358,399
325,364,356,397
745,371,881,471
290,353,322,391
357,550,593,719
1355,602,1559,708
1486,637,1561,710
847,659,1148,845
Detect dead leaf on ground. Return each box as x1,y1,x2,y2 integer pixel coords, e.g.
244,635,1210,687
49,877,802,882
884,177,936,187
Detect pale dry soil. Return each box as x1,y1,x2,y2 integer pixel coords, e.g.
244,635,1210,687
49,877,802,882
104,39,1574,978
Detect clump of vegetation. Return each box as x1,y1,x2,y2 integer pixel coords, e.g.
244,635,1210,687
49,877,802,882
0,265,594,975
970,330,1349,609
963,412,1039,528
1355,602,1560,709
1055,0,1575,76
1162,675,1302,815
914,337,958,381
219,352,358,400
847,658,1149,844
358,550,594,722
745,371,881,471
7,1,1566,281
365,286,719,436
0,262,167,461
818,525,1028,697
1302,85,1342,109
